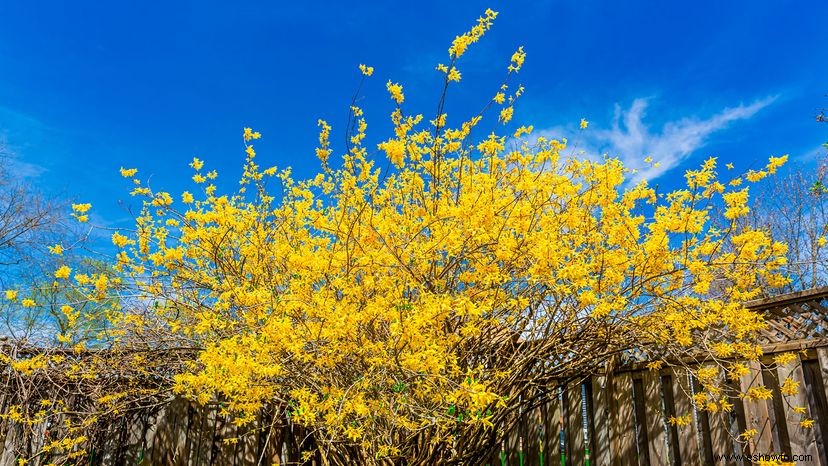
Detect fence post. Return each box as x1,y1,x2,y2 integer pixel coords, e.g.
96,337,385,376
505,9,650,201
610,371,636,466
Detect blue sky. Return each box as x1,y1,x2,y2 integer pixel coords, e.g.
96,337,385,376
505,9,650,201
1,0,826,230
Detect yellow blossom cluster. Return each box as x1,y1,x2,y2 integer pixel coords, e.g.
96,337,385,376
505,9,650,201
448,9,498,58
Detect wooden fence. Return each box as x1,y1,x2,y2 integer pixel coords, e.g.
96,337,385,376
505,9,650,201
489,346,828,466
4,287,828,465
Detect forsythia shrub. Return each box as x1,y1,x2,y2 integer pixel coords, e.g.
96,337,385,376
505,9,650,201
2,8,797,465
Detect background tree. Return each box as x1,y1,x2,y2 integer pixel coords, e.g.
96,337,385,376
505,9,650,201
736,98,828,293
0,149,60,269
0,148,106,344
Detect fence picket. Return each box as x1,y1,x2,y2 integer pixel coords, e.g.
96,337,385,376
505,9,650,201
775,353,821,463
643,370,669,466
544,386,563,466
524,392,544,466
738,361,774,455
591,374,611,466
671,368,701,465
610,371,636,466
567,382,585,465
695,365,735,466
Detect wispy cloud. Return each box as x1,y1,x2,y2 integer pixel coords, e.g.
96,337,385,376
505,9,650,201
795,143,826,162
8,159,46,179
534,96,776,182
0,138,47,180
0,106,52,181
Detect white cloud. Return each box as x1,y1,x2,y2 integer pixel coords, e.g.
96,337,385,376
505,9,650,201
0,139,46,180
795,144,826,162
534,96,776,182
0,107,50,180
5,157,47,180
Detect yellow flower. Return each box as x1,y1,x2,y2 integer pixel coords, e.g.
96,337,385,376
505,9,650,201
780,377,800,396
509,46,526,72
728,363,750,380
646,360,663,371
696,366,718,381
190,157,205,171
48,244,63,255
71,202,91,223
447,67,461,82
745,386,773,401
182,191,194,204
386,81,405,105
243,128,261,142
111,232,130,248
745,169,768,182
378,139,406,167
513,125,533,138
71,203,91,214
719,399,733,412
801,418,815,429
767,154,788,173
712,342,733,357
499,106,514,124
21,298,36,308
358,64,374,77
61,305,78,327
579,118,588,129
119,167,138,178
151,192,173,207
723,189,750,220
430,113,447,128
316,119,333,164
819,237,827,247
5,290,18,300
477,133,505,156
773,352,796,366
54,265,71,280
448,9,498,58
668,414,692,426
725,162,734,170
